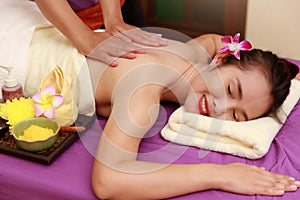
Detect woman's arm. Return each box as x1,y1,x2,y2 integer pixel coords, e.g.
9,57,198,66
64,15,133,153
91,85,299,199
92,85,217,199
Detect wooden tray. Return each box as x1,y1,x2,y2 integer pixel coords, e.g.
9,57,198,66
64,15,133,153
0,114,95,165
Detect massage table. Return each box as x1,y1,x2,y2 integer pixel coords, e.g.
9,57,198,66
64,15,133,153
0,59,299,200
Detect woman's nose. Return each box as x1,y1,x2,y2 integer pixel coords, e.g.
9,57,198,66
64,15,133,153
213,97,235,116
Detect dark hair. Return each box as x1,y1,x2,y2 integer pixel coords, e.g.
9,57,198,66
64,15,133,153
223,49,299,121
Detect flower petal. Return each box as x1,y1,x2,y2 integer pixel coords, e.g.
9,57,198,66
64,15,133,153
218,46,229,52
239,40,252,50
43,86,56,95
43,107,55,119
52,95,64,107
234,50,241,60
34,104,47,117
32,91,43,103
233,33,240,43
221,36,233,44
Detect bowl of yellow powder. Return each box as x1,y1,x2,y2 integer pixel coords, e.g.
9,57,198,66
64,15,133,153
12,118,60,152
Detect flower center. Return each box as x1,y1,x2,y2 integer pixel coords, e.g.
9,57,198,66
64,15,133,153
41,93,54,105
228,43,239,52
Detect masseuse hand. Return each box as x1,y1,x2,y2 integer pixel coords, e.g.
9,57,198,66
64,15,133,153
35,0,168,67
88,22,168,67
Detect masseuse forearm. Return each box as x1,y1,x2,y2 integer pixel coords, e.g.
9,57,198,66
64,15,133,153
100,0,124,26
34,0,93,54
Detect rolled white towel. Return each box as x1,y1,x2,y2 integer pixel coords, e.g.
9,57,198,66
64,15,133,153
161,80,300,159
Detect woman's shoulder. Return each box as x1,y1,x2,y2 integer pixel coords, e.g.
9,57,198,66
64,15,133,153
152,39,211,66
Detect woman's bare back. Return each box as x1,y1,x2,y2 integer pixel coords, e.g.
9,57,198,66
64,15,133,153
90,45,196,117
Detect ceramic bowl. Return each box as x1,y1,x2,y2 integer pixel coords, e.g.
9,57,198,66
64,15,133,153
12,118,59,152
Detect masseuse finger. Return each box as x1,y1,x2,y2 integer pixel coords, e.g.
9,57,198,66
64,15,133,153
88,37,145,66
106,35,146,56
122,28,168,47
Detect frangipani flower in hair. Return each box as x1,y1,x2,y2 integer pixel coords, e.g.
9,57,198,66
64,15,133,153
219,33,252,59
32,86,63,119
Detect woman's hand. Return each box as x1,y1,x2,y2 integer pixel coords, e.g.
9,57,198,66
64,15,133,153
216,163,300,196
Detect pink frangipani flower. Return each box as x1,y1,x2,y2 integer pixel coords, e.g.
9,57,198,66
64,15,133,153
219,33,252,60
32,86,63,119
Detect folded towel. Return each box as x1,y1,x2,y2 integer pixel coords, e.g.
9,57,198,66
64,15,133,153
0,1,95,126
0,0,51,99
161,79,300,159
26,26,95,126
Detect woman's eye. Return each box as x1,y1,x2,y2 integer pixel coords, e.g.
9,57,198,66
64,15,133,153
233,110,238,121
227,85,232,96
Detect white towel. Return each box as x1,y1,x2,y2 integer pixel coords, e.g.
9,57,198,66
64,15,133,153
0,0,95,125
26,26,95,126
0,0,52,99
161,80,300,159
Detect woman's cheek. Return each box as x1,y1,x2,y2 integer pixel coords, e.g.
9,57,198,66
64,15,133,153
184,92,200,114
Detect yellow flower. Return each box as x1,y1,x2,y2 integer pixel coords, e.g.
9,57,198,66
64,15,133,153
0,97,35,131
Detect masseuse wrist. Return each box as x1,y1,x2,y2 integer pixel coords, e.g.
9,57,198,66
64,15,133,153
104,18,125,34
67,15,102,56
72,28,97,56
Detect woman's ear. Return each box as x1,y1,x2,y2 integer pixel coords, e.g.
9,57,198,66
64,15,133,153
210,52,227,67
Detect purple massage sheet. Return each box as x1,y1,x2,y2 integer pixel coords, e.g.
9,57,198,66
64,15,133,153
0,59,299,200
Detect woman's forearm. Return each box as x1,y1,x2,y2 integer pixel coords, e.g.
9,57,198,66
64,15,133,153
34,0,94,54
93,157,300,199
92,160,219,199
92,130,218,199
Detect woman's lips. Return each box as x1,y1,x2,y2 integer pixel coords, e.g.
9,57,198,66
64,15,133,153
198,95,210,116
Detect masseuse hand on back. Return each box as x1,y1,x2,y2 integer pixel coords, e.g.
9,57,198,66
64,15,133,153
35,0,168,67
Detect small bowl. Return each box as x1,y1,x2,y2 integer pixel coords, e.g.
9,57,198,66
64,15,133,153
12,118,60,152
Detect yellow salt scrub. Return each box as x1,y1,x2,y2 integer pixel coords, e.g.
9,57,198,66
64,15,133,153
18,125,54,141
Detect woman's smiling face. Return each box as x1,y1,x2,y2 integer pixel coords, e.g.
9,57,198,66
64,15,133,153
184,64,274,121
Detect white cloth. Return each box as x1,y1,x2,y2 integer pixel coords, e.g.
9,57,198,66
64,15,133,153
0,0,51,99
0,0,95,124
26,26,95,124
161,80,300,159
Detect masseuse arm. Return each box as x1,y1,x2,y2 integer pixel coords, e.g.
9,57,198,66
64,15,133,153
100,0,168,47
34,0,145,66
91,86,298,199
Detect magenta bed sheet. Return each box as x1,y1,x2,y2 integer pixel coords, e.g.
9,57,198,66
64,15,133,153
0,59,299,200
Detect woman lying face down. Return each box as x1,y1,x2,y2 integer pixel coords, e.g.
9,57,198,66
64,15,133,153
89,33,300,199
